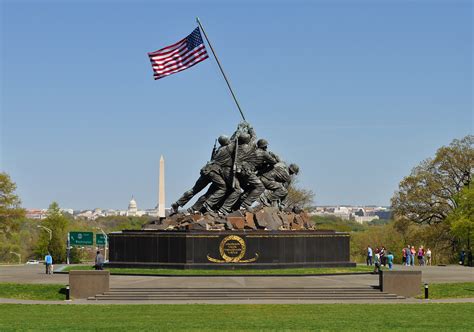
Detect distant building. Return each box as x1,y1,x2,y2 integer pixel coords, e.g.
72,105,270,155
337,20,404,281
353,215,379,224
127,197,138,217
310,205,391,224
25,209,47,220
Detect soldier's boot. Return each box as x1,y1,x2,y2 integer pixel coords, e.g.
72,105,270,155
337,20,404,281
203,202,215,214
218,207,230,215
259,193,272,207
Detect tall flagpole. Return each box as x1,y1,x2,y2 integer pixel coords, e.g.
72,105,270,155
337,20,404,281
196,17,246,122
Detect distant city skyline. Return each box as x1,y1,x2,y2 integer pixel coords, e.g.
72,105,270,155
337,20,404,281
1,1,472,210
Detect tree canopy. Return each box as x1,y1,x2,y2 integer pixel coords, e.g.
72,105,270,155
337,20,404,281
0,172,25,234
391,135,473,225
36,202,69,263
448,185,474,252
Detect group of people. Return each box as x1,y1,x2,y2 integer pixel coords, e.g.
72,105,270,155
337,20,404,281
402,245,432,266
366,245,433,272
171,122,300,215
367,246,394,272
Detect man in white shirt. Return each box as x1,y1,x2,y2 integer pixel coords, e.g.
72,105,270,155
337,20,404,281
367,245,373,266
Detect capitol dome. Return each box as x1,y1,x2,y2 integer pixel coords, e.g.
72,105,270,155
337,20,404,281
128,196,137,211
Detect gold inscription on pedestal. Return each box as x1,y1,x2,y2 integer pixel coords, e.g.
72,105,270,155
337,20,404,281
207,235,259,263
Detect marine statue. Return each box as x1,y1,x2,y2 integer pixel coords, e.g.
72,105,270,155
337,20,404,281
171,122,299,215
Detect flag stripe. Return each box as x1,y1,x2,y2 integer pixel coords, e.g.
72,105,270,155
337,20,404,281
151,45,206,70
149,42,186,60
148,37,186,56
153,54,209,80
148,27,208,80
153,53,209,77
149,44,188,64
153,52,209,76
153,52,209,77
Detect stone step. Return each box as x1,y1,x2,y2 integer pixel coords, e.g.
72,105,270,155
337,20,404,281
105,287,380,292
88,287,403,301
97,292,396,297
102,290,387,295
91,296,402,301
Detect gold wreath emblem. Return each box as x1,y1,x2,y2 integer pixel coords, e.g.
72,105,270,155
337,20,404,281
207,235,259,263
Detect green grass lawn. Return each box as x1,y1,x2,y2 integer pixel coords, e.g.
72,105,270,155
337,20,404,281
416,282,474,299
61,265,373,275
0,303,473,331
0,283,65,301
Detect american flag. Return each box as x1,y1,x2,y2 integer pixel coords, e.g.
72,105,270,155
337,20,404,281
148,27,209,80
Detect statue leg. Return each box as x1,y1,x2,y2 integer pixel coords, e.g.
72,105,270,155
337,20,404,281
175,174,210,207
203,171,228,210
190,183,216,212
259,178,287,207
241,173,265,208
218,176,242,214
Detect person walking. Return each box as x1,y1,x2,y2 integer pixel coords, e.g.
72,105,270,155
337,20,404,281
426,248,432,266
402,247,406,265
410,246,416,266
94,251,104,270
417,246,425,266
386,251,394,270
380,247,386,266
367,245,373,266
405,245,411,266
44,253,53,275
373,249,381,274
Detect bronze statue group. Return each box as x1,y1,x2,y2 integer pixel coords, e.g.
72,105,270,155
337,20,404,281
171,122,299,215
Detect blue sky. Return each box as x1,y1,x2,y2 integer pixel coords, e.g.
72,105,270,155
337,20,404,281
1,0,472,210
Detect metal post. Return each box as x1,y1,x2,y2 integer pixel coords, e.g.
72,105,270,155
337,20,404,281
66,232,70,265
196,17,247,122
424,283,429,299
37,225,52,241
65,285,70,301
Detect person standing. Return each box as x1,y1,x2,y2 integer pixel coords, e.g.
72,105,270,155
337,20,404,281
410,246,416,266
405,245,411,266
367,245,373,266
386,251,394,270
417,246,425,266
44,253,53,275
94,251,104,270
426,248,432,266
373,249,381,274
402,247,406,265
380,247,386,266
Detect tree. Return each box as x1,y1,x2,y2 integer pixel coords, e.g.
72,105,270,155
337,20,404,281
0,172,25,234
36,202,69,263
448,185,474,260
391,135,473,225
285,177,315,210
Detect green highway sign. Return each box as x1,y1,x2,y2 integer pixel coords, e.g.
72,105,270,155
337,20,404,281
96,233,107,245
69,232,93,246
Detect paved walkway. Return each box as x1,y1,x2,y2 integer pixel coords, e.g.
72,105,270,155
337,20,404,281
1,264,472,287
0,264,472,304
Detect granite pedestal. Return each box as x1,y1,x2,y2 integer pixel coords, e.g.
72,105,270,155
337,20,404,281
107,230,355,269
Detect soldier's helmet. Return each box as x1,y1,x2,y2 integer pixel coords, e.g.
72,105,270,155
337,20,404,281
238,133,251,144
218,135,230,146
289,163,300,175
257,139,268,149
